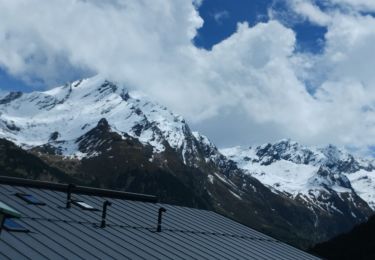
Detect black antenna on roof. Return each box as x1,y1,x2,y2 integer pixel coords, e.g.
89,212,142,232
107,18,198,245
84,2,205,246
157,207,167,232
100,200,112,228
66,184,75,208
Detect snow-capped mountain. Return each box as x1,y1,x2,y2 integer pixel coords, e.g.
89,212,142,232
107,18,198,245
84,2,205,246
0,76,373,247
221,139,375,211
0,75,200,163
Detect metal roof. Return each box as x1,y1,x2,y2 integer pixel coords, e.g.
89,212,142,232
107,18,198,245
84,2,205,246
0,177,320,260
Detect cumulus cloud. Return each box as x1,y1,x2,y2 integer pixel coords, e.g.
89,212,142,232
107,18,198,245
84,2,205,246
1,0,375,153
287,0,375,149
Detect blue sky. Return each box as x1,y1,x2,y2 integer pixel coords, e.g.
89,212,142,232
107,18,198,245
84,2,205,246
0,65,30,92
194,0,326,54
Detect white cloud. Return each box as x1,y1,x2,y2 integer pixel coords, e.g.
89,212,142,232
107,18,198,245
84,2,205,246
1,0,375,153
213,10,229,24
289,0,331,26
330,0,375,12
290,5,375,139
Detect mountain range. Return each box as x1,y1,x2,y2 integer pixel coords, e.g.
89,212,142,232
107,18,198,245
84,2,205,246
1,76,374,248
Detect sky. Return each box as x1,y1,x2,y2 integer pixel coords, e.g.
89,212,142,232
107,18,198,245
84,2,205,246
1,0,375,154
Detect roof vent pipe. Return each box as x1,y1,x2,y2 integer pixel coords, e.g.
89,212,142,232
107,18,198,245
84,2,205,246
157,207,167,232
0,214,5,234
100,200,112,228
66,184,75,208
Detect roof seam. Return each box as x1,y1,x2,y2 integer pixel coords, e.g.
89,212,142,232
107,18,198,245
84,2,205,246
18,216,281,242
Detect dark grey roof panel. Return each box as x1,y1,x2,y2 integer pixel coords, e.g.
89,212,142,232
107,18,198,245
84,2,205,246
0,192,101,259
0,182,320,260
1,232,50,260
0,237,29,260
15,191,141,259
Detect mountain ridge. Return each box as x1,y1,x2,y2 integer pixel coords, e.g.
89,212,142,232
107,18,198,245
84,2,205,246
221,139,375,211
0,76,373,248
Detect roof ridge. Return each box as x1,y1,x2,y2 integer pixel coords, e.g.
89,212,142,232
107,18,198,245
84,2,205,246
0,176,158,203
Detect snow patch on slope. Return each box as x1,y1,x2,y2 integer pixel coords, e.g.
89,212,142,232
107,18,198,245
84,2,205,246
346,170,375,209
239,159,318,196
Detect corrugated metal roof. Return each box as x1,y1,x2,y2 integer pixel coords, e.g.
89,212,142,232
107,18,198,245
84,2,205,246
0,178,320,259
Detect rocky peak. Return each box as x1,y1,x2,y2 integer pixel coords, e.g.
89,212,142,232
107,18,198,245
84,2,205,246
317,145,361,173
0,91,23,105
254,139,315,165
96,118,110,131
310,166,352,189
75,118,122,156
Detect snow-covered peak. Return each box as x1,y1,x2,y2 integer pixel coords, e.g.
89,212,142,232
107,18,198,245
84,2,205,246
0,76,191,157
223,139,371,171
254,139,316,165
192,131,218,154
221,140,375,211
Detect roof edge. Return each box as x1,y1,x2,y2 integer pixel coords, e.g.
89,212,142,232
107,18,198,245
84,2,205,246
0,176,158,203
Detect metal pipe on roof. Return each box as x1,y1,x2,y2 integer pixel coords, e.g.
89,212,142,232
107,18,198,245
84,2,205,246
157,207,167,232
0,213,5,234
66,184,75,208
101,200,112,228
